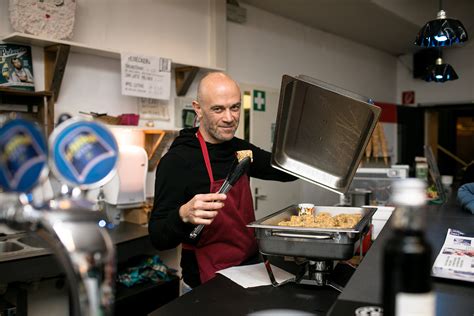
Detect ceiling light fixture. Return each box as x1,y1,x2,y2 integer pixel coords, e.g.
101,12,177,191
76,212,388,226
423,56,458,83
415,0,468,47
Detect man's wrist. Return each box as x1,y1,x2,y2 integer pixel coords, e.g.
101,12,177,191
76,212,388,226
179,205,189,223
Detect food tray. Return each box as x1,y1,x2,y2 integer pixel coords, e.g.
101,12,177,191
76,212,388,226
272,75,381,194
248,205,377,260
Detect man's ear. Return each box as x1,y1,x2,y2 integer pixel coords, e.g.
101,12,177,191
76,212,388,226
192,100,202,118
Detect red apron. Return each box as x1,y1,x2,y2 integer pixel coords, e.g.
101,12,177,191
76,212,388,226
183,131,258,283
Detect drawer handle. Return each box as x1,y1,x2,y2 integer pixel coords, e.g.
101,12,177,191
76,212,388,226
271,232,332,239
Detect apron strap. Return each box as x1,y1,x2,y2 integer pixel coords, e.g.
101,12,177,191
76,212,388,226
182,130,215,252
196,130,214,183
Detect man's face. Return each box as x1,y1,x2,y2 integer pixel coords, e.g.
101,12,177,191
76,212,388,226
194,77,241,144
12,59,22,69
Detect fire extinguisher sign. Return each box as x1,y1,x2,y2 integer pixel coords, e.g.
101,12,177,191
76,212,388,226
402,91,415,105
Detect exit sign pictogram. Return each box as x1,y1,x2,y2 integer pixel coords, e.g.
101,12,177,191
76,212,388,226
402,91,415,105
253,90,266,112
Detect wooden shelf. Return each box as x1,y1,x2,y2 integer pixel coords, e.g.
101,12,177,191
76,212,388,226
3,32,121,59
0,87,54,134
2,32,225,71
0,87,52,98
1,32,226,131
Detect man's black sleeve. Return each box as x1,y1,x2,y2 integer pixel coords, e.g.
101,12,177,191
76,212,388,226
148,152,195,250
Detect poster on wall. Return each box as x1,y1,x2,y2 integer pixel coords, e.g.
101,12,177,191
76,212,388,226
121,53,171,100
0,44,35,91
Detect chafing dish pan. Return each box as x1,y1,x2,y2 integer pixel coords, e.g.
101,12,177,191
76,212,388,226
248,205,376,260
272,75,381,194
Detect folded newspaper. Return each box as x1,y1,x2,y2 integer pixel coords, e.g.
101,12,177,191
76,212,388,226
432,229,474,282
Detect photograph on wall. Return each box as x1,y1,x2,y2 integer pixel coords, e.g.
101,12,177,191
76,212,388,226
0,44,35,91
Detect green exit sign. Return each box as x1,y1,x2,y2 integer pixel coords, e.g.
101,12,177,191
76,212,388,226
253,90,266,112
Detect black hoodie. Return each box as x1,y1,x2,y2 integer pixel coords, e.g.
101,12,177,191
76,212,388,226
148,127,296,286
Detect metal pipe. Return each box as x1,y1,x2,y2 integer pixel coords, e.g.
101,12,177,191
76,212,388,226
1,200,115,316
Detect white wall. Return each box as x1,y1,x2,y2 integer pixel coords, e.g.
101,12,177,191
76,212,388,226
396,42,474,105
228,4,397,102
228,4,399,205
1,1,404,207
0,0,225,129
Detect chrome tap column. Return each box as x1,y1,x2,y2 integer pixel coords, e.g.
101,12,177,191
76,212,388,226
0,115,119,316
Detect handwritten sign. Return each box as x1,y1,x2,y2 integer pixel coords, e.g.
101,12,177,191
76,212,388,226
137,97,170,121
121,53,171,100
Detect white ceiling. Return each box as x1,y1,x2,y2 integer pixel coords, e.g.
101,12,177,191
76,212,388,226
238,0,474,56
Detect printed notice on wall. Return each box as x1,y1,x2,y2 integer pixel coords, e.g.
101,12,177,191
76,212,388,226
121,53,172,100
137,97,170,121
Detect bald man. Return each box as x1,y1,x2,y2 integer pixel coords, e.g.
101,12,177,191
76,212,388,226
149,72,296,288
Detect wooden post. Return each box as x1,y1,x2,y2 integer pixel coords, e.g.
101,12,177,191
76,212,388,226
44,44,70,102
175,66,199,96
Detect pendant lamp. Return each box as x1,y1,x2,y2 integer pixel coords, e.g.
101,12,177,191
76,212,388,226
415,1,468,47
423,56,458,82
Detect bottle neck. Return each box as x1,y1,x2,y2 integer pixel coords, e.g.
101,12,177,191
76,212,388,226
391,206,426,231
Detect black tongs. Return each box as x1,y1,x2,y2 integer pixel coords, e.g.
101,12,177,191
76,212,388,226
189,156,252,239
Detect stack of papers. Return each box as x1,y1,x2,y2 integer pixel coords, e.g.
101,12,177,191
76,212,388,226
217,263,295,288
432,228,474,282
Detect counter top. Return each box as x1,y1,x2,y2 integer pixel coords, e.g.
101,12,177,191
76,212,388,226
329,202,474,315
151,202,474,316
0,221,155,283
152,274,339,316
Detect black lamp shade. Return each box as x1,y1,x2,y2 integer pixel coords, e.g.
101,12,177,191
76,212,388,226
423,63,458,82
415,17,469,47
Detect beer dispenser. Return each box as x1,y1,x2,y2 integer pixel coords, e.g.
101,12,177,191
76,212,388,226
0,114,119,316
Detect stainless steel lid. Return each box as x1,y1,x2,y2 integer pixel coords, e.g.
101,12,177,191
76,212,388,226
272,75,381,194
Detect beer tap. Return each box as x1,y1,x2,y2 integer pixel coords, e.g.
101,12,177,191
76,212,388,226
0,115,119,316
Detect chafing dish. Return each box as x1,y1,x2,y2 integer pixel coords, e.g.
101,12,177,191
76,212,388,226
249,205,376,290
254,75,380,289
248,205,376,260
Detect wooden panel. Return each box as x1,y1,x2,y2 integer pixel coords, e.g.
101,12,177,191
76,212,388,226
0,88,52,134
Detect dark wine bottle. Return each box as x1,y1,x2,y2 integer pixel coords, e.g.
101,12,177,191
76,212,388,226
382,178,436,316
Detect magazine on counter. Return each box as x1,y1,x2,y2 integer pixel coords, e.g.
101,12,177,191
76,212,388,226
432,228,474,282
0,44,35,91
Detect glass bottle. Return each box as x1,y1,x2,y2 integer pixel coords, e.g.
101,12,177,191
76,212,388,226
382,178,435,316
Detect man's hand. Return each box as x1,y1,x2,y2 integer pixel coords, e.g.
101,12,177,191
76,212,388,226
179,193,226,225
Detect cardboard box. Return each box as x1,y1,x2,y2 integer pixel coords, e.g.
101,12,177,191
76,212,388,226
123,207,151,225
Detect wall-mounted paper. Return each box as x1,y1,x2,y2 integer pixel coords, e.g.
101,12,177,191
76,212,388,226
121,53,171,100
137,97,170,121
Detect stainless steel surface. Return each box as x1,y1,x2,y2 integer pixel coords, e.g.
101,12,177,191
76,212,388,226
248,205,376,260
0,241,23,253
348,189,372,207
350,166,409,205
254,187,267,210
1,200,115,316
272,75,381,194
17,235,48,248
0,233,51,262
